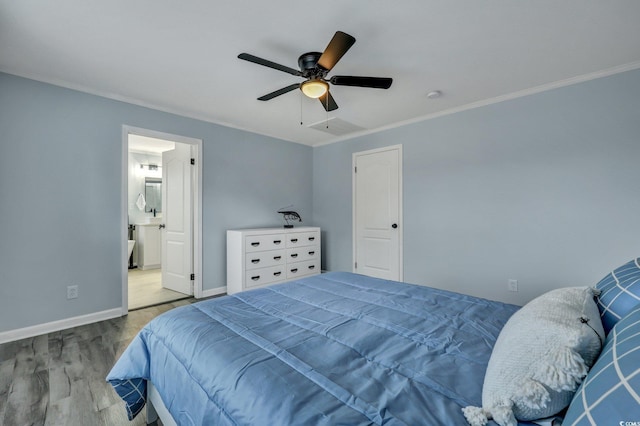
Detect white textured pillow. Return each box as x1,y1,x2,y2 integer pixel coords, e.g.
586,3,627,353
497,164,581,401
463,287,604,426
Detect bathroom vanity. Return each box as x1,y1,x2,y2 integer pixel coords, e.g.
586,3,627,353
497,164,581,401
136,222,162,270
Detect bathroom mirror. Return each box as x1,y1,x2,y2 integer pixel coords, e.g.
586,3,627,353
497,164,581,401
145,177,162,213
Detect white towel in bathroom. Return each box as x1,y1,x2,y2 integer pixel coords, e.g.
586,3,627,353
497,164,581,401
136,193,146,211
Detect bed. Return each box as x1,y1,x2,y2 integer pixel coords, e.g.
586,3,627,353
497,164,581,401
106,271,524,425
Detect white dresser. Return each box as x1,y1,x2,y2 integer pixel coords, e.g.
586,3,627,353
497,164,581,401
227,227,321,295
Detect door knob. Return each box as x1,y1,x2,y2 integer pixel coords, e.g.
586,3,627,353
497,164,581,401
159,224,166,229
391,223,398,229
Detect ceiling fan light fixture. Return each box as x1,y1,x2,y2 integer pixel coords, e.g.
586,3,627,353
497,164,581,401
301,80,329,98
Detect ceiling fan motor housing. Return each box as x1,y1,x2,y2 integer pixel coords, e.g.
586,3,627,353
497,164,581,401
298,52,326,78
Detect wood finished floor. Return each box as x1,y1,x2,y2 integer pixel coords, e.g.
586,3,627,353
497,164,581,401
0,299,198,426
128,268,190,310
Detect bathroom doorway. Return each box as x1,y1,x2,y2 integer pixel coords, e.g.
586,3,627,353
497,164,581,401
121,126,202,312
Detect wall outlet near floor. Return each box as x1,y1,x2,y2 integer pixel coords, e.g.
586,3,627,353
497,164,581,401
67,285,78,299
508,279,518,292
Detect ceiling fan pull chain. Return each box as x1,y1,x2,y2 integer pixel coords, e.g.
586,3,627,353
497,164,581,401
300,91,303,125
326,95,329,128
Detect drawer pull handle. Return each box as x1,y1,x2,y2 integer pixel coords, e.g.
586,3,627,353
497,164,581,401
251,259,260,264
308,265,315,270
290,238,298,243
274,256,282,260
291,268,298,273
309,237,315,241
274,272,282,277
251,275,260,281
308,251,315,255
291,253,298,258
251,242,260,247
274,240,282,245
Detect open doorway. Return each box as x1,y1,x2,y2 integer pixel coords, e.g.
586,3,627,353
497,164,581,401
122,126,202,312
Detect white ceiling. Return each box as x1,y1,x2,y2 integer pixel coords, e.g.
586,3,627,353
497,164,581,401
1,1,639,147
128,134,175,154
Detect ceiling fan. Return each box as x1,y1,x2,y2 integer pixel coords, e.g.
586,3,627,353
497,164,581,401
238,31,392,111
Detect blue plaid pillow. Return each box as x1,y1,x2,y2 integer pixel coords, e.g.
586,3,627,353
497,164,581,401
108,378,147,420
595,258,640,334
563,304,640,425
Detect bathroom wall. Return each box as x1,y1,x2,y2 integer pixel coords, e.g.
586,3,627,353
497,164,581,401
127,151,163,225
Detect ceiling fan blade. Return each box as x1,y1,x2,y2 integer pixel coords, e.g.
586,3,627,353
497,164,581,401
330,75,393,89
238,53,303,77
318,91,338,111
317,31,356,71
257,83,301,101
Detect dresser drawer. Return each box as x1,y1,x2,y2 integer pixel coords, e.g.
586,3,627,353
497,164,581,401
286,231,320,248
286,246,319,263
245,265,286,289
245,234,285,252
245,249,286,270
286,260,320,279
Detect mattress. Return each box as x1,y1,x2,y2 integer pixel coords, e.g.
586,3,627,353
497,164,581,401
107,272,520,425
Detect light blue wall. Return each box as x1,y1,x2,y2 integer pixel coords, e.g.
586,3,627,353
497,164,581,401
3,68,640,333
0,73,312,332
313,69,640,305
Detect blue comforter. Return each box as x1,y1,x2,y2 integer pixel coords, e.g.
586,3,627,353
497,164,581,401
107,272,519,425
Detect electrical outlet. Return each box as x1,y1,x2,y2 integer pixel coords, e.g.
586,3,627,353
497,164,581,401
67,285,78,299
508,279,518,292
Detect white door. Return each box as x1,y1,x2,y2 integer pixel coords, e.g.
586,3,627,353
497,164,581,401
161,143,193,295
353,145,402,281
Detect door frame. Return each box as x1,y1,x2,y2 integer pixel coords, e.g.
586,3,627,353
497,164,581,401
352,144,403,281
121,125,203,315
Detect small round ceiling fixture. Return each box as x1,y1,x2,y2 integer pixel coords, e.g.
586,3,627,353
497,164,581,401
426,90,442,99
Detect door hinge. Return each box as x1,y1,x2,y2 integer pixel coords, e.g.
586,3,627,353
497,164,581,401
354,262,357,269
190,273,195,280
354,166,357,173
190,158,195,165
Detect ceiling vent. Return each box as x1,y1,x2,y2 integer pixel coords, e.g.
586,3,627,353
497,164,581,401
308,117,365,136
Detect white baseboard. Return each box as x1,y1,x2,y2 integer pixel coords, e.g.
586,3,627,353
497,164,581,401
199,286,226,299
0,308,122,344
